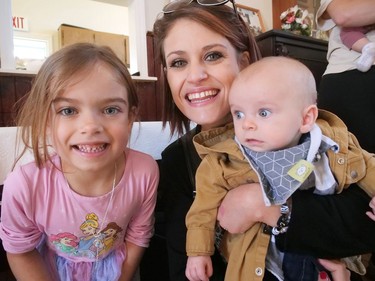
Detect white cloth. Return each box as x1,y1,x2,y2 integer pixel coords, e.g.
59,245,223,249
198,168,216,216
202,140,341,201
316,0,375,75
0,127,33,185
236,124,339,206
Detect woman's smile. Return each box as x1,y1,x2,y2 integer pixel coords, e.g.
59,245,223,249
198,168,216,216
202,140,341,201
186,89,219,104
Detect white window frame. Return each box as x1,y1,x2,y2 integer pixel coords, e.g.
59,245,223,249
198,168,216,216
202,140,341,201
13,33,52,71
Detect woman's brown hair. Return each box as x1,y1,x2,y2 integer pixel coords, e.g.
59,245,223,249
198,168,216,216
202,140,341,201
153,1,262,136
15,43,138,167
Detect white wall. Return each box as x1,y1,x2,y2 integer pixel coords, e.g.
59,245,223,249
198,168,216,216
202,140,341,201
12,0,129,51
239,0,273,31
5,0,272,73
144,0,273,32
12,0,129,34
12,0,273,49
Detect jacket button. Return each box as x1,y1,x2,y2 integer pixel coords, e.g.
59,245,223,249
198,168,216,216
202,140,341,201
350,170,358,179
255,267,263,276
337,158,345,165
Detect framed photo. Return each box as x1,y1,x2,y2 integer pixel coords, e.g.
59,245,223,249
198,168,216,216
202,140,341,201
236,4,265,36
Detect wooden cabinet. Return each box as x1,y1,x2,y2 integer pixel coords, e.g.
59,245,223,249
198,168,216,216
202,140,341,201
58,25,94,44
0,73,33,127
0,32,159,126
135,81,161,121
94,31,130,67
58,24,130,67
256,29,328,87
0,73,159,126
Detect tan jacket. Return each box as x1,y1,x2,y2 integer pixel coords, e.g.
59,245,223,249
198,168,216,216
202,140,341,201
186,110,375,280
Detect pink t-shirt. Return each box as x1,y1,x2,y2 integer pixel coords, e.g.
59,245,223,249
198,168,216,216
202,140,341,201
0,149,159,263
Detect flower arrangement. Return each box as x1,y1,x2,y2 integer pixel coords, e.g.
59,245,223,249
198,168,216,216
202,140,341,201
280,5,312,36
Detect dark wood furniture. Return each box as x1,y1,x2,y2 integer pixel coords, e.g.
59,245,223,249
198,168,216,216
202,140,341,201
256,29,328,88
0,72,159,126
0,32,162,127
0,73,33,127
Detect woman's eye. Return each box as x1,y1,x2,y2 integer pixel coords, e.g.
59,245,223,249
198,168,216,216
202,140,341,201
104,107,119,115
259,109,271,117
205,51,223,62
169,59,187,68
59,107,76,116
233,111,245,119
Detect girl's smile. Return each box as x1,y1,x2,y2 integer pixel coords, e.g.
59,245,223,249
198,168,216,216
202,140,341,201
49,62,131,190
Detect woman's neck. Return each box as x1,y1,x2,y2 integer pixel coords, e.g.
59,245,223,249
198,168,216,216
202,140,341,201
200,114,232,132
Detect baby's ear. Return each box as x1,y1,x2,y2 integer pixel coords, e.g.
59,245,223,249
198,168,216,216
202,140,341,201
300,104,318,134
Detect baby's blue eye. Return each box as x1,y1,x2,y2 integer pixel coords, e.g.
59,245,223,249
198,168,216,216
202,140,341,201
259,109,271,117
234,111,245,119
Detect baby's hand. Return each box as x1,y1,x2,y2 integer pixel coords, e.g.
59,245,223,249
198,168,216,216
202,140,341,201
185,255,213,281
366,196,375,221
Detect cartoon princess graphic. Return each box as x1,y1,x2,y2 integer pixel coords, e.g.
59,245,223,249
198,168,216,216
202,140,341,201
96,222,123,256
50,232,78,254
76,213,100,258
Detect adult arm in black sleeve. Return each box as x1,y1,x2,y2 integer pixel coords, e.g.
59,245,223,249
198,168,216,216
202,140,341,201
159,136,226,281
219,182,375,258
277,184,375,258
159,139,195,281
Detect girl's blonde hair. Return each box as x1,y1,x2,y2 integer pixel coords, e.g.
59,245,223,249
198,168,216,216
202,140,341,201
15,43,138,167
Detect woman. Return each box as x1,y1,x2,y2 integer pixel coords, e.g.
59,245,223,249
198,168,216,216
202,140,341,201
316,1,375,279
316,0,375,153
153,1,375,280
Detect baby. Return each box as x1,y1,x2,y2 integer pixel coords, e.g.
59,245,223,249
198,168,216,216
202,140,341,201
340,25,375,72
185,56,375,281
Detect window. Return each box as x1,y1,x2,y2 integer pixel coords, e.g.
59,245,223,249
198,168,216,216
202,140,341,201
13,34,52,71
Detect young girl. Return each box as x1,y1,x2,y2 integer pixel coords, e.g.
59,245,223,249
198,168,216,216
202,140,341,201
0,43,159,281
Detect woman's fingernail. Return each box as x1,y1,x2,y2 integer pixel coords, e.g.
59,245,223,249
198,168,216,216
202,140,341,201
319,271,329,280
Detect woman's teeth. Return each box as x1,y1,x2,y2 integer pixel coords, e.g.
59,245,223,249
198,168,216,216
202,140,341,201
187,90,217,101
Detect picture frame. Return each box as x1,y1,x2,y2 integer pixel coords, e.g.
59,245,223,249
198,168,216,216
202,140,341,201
236,4,265,36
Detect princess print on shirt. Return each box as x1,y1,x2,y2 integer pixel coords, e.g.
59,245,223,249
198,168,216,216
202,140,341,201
96,222,123,257
50,232,79,254
49,212,123,259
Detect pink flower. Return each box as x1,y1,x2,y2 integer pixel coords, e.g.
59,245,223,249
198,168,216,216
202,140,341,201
280,5,312,36
286,15,296,24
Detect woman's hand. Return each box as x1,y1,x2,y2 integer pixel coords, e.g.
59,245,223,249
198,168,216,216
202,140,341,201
366,196,375,221
217,183,280,233
318,259,350,281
